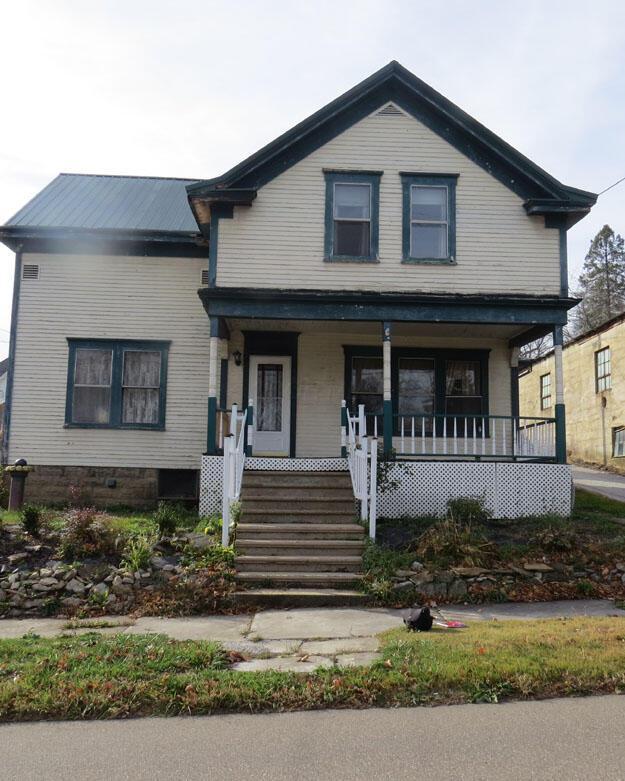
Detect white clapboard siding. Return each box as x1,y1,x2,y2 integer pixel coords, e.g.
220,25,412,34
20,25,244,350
9,253,210,469
224,320,512,458
217,107,560,294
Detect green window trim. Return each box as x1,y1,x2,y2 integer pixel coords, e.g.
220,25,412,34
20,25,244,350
324,171,381,262
400,173,458,264
64,338,170,430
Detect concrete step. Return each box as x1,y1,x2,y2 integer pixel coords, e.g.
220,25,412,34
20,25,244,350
236,539,365,556
234,588,370,608
235,555,362,573
243,470,351,488
241,487,355,501
240,509,356,524
236,571,363,588
236,523,365,540
241,498,356,513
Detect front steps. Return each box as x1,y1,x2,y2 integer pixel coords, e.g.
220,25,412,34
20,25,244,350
235,469,369,606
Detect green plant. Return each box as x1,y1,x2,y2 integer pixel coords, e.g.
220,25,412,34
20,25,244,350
20,504,42,537
576,579,597,596
121,534,154,572
88,588,109,607
446,495,492,524
415,517,495,567
375,448,408,494
529,526,579,552
57,507,120,560
181,543,235,570
152,501,184,539
0,472,8,509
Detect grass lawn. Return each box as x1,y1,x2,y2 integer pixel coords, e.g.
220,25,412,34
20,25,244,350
1,617,625,720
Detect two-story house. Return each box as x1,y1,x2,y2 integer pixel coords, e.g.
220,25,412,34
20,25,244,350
2,63,596,578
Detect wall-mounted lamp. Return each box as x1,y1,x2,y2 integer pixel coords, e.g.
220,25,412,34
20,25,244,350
232,350,242,366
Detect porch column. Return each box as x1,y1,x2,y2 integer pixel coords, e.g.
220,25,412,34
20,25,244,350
382,321,393,456
206,316,219,454
553,325,566,463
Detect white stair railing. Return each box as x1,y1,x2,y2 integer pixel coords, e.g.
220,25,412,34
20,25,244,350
343,401,378,540
221,401,251,546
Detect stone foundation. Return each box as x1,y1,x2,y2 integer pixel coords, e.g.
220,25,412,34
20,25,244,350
24,465,159,509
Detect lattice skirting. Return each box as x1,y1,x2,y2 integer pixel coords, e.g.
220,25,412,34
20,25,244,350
377,463,572,519
200,457,572,519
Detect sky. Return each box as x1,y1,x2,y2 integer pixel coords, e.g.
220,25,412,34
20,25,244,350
1,0,625,360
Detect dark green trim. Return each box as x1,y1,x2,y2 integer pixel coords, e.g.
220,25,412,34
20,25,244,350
510,366,519,418
209,316,220,338
245,400,254,457
219,358,228,410
187,187,256,203
64,338,169,431
208,205,234,287
241,331,299,458
383,399,393,456
207,396,217,454
323,171,381,262
185,62,596,222
400,173,457,264
322,169,384,176
508,324,554,349
555,403,566,463
200,287,576,325
2,251,21,462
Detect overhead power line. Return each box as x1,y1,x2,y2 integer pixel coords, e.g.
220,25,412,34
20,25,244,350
598,176,625,197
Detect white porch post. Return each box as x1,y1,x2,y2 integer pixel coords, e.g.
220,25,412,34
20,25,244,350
382,321,392,456
553,325,566,463
207,316,220,454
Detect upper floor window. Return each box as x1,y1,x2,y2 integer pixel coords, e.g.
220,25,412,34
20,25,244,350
324,171,381,262
65,339,169,429
400,173,457,264
595,347,611,392
540,373,552,410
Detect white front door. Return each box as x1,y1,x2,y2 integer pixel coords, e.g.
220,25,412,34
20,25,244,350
249,356,291,456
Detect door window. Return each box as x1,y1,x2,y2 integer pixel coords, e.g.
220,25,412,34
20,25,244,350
256,363,283,432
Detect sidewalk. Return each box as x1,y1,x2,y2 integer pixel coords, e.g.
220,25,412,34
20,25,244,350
1,599,624,671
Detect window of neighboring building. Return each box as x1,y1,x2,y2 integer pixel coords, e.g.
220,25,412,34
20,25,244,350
324,171,381,261
401,174,457,263
540,373,552,410
595,347,611,392
65,339,169,429
614,427,625,458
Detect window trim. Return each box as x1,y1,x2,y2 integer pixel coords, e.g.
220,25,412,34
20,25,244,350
400,173,458,264
324,171,381,262
540,372,552,410
613,426,625,458
65,338,170,430
595,346,611,393
343,345,489,435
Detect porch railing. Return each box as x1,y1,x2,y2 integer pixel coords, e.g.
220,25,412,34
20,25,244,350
342,401,378,539
221,401,253,546
394,413,556,460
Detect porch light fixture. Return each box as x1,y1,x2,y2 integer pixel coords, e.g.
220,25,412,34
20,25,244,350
232,350,242,366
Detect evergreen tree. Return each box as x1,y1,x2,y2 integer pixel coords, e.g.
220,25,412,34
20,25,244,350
570,225,625,334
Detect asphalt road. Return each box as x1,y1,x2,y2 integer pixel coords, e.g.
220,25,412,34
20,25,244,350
573,464,625,506
2,696,625,780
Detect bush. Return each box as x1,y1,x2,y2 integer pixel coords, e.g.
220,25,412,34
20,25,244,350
0,472,8,509
446,495,492,525
152,501,185,539
415,517,495,568
529,526,579,552
182,543,235,570
57,507,120,560
121,534,154,572
20,504,42,537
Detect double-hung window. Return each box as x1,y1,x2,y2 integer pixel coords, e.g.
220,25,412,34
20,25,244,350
324,171,381,261
401,174,457,263
540,373,552,410
66,339,169,429
613,427,625,457
595,347,611,392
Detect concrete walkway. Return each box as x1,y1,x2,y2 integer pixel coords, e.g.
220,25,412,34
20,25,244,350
572,464,625,505
1,599,624,671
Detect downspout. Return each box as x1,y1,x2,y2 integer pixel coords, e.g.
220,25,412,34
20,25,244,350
2,249,22,464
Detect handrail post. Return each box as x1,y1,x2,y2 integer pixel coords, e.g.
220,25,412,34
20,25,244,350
360,436,368,522
246,398,254,457
369,437,377,540
358,404,365,445
340,400,347,457
222,435,232,546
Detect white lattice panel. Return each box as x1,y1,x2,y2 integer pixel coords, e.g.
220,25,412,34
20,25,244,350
245,457,348,472
494,464,572,517
199,456,223,517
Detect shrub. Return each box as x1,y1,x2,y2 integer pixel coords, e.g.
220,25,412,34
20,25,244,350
0,472,8,509
446,495,492,525
415,517,495,568
529,526,579,552
57,507,119,560
121,534,154,572
20,504,42,537
152,501,184,539
182,543,235,570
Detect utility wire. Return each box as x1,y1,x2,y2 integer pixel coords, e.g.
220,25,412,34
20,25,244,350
598,176,625,197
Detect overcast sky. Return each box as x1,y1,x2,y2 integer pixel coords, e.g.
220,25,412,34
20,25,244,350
2,0,625,360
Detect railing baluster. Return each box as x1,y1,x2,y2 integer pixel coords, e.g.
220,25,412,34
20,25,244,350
432,417,436,454
472,418,477,455
421,417,426,455
481,416,485,455
411,416,415,455
401,416,405,455
492,417,497,456
453,417,457,455
442,416,447,455
464,418,467,455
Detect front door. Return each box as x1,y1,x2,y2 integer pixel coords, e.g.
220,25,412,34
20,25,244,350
249,356,291,456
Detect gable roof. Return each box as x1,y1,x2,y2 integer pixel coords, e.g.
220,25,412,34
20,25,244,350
5,173,200,234
188,61,596,227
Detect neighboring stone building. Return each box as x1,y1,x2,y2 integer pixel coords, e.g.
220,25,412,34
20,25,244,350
519,313,625,472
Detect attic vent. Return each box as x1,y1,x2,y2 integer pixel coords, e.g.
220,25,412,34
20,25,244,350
376,103,404,117
22,264,39,280
201,269,209,285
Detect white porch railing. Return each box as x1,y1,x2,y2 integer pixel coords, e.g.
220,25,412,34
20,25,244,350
221,401,252,546
342,401,378,539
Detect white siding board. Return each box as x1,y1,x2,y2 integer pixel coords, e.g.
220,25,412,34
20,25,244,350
10,253,210,469
217,110,560,294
